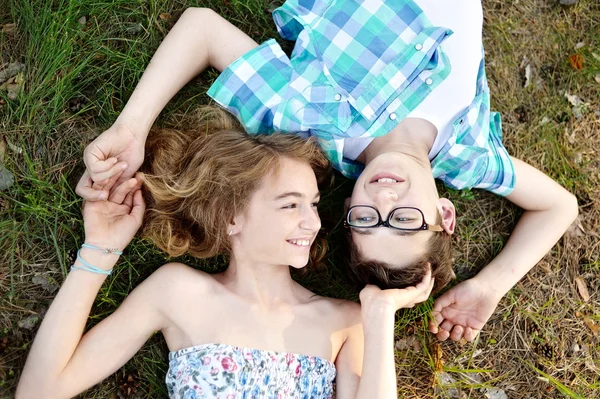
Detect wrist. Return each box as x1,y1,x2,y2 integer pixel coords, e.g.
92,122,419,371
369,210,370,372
361,302,397,322
76,247,119,272
471,272,507,301
115,100,157,138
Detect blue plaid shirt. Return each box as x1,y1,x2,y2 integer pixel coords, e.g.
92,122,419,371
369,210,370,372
208,0,515,196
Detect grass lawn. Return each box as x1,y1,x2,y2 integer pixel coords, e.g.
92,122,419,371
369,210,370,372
1,0,599,398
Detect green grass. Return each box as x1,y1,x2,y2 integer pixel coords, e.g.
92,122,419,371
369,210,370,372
1,0,599,398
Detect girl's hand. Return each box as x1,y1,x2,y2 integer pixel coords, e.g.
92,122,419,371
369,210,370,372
78,171,145,250
359,267,435,316
77,123,146,200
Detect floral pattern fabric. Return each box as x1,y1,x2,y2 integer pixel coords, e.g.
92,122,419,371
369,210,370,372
165,343,336,398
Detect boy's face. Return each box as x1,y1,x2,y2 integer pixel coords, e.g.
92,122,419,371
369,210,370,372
348,152,455,267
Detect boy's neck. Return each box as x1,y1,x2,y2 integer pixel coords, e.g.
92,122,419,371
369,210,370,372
357,117,437,166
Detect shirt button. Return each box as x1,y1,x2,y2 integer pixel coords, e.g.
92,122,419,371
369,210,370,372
334,93,342,101
389,113,397,121
425,78,433,85
415,43,423,51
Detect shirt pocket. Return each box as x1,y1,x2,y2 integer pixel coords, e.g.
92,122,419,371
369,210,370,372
301,80,357,134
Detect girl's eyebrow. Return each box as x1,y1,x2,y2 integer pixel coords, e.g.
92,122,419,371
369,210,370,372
274,191,320,200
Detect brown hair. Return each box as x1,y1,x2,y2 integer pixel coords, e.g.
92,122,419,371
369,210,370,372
140,106,332,268
345,215,454,294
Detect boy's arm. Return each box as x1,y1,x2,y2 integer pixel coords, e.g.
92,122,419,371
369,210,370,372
79,7,258,198
430,157,578,341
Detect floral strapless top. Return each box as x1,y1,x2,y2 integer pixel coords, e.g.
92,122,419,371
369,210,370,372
165,343,336,398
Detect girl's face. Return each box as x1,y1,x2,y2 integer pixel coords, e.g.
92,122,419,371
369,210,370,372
231,157,321,268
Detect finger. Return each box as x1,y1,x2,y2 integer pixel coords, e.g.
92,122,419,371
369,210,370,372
88,159,128,183
123,178,143,208
429,317,439,334
415,265,433,290
440,320,454,333
84,148,117,173
464,327,479,342
450,325,464,342
108,178,138,204
130,189,146,223
436,329,450,341
75,172,108,201
97,168,126,193
432,309,444,326
433,291,455,312
417,277,436,303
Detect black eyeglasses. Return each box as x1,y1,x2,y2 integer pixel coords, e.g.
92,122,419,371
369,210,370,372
344,205,444,232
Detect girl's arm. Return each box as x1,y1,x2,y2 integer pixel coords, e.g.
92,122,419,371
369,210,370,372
336,272,434,399
17,175,166,398
430,157,578,341
16,262,176,399
79,7,258,197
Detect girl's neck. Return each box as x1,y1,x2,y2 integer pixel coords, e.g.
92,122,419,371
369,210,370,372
219,256,305,308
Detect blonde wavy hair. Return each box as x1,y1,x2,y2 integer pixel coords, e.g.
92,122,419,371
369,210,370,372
139,106,332,269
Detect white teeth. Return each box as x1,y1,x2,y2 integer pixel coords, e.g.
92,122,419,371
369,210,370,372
289,239,310,246
377,178,397,183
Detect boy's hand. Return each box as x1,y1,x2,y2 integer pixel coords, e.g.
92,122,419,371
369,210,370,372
79,171,145,250
78,124,146,200
360,267,434,316
428,277,502,342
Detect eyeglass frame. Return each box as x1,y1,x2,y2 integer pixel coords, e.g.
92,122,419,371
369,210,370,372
344,205,444,232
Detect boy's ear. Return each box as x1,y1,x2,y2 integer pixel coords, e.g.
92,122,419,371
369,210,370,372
438,198,456,234
344,197,351,212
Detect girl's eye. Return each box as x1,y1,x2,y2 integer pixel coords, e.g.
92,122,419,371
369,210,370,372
282,204,297,209
311,202,319,208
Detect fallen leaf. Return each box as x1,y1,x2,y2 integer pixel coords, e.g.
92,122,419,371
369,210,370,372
485,388,508,399
568,54,583,70
159,13,172,20
435,372,460,398
123,22,143,35
574,277,590,302
32,275,59,294
0,61,25,83
595,74,600,84
566,215,585,237
78,16,87,25
564,91,583,107
18,314,40,330
524,64,532,88
0,136,5,161
553,43,559,50
0,166,13,191
2,23,15,33
575,42,585,50
583,317,599,336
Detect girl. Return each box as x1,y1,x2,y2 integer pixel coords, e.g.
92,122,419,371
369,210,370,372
17,107,433,398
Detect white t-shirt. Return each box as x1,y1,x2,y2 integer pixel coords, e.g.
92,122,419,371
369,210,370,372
343,0,484,161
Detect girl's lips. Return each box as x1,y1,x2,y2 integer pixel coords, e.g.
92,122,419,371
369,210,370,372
369,173,405,184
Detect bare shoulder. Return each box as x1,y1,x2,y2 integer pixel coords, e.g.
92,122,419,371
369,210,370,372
145,262,219,296
309,295,362,327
